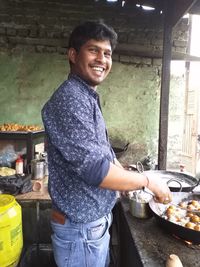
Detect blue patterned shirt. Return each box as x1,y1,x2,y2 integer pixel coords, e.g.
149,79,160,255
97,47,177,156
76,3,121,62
42,74,117,222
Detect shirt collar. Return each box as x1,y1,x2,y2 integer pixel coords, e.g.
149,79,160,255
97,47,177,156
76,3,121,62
68,73,99,100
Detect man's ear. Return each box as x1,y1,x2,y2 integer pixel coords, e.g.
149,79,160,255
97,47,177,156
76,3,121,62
68,48,77,64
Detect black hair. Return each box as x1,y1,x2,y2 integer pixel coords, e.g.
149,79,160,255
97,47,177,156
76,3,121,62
68,20,118,52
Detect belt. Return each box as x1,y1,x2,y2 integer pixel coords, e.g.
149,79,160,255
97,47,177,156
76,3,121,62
51,209,67,225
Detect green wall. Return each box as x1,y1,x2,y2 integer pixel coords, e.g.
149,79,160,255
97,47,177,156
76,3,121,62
99,63,160,148
0,51,67,125
0,51,160,159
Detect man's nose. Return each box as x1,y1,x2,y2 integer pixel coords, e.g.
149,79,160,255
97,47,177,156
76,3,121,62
96,51,105,62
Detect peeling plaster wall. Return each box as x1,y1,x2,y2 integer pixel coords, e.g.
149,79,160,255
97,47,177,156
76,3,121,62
0,52,67,124
99,63,160,150
0,0,189,165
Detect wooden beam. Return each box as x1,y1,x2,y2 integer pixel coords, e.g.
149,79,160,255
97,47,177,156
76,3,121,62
158,1,173,170
171,0,198,26
115,43,200,61
189,0,200,14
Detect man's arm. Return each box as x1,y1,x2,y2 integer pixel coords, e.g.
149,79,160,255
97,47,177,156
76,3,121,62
100,162,148,191
100,162,172,204
113,158,123,168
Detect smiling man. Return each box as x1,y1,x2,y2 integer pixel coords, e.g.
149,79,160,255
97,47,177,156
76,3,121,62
68,39,112,88
42,20,172,267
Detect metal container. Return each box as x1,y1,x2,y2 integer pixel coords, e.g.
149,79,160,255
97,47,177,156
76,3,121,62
41,152,49,176
31,159,45,180
129,197,153,219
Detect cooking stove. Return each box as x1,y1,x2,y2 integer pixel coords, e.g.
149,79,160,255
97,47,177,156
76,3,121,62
172,234,200,249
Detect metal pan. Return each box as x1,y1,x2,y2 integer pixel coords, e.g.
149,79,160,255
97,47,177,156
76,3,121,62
149,192,200,244
144,170,200,192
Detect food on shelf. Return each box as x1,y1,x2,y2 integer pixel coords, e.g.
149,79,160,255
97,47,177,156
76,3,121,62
0,123,43,132
163,199,200,232
0,167,16,176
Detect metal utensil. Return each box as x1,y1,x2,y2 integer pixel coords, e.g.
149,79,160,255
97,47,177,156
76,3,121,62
129,196,153,219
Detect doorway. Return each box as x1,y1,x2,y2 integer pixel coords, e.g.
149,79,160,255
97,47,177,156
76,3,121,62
168,14,200,176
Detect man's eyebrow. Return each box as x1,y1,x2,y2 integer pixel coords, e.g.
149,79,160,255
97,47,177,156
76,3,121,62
87,44,112,51
88,45,112,53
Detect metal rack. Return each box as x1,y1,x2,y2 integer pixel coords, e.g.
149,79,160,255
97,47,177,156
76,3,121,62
0,130,45,172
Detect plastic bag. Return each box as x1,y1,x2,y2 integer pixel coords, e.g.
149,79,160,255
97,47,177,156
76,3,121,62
0,174,32,195
0,145,18,167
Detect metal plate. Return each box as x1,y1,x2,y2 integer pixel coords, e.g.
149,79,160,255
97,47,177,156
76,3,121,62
144,170,199,192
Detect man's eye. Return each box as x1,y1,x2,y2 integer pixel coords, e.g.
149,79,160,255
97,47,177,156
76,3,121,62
89,48,98,53
105,52,112,58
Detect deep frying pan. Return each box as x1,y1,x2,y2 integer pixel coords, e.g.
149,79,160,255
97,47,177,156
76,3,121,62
149,192,200,244
144,170,200,192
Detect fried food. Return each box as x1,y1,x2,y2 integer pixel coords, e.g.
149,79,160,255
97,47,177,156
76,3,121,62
185,222,196,229
163,199,200,232
190,215,200,223
0,123,43,132
194,225,200,231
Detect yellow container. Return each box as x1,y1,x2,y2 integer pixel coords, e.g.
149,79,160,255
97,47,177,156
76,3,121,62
0,194,23,267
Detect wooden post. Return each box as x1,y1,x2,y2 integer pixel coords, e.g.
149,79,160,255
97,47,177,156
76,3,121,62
158,1,173,170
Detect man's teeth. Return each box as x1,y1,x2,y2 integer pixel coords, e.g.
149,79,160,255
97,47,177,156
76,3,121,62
92,67,104,72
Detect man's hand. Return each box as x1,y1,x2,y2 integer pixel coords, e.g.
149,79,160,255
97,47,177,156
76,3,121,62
147,175,172,204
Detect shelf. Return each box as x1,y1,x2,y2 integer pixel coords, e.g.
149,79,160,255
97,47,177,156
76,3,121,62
0,130,45,172
0,130,45,137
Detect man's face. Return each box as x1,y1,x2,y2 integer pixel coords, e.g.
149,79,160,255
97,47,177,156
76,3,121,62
68,39,112,89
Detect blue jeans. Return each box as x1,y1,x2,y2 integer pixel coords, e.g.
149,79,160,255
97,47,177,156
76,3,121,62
51,213,112,267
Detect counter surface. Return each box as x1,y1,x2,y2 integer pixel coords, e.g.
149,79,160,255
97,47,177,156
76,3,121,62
16,177,50,201
120,198,200,267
